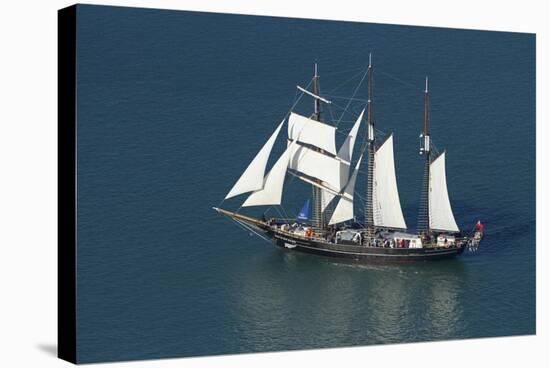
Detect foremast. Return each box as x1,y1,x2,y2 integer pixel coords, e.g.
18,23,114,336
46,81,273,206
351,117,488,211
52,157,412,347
365,54,375,240
418,77,430,236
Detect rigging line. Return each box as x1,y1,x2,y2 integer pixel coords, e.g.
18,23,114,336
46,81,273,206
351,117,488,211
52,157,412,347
332,102,366,113
281,196,309,224
288,77,314,115
335,128,351,137
351,103,367,117
227,215,251,234
335,119,360,123
221,214,270,243
335,64,369,128
357,134,369,159
355,192,367,201
276,204,293,225
431,142,440,157
329,101,367,128
234,218,268,240
233,218,272,243
355,193,368,216
282,206,295,224
325,70,365,94
229,215,263,237
374,128,387,137
323,94,369,103
217,192,228,210
266,205,292,223
378,69,424,92
322,65,367,77
329,100,357,112
327,101,336,125
222,213,248,232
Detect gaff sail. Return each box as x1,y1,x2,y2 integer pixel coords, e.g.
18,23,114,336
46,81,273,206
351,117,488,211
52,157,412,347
373,134,407,230
429,151,459,232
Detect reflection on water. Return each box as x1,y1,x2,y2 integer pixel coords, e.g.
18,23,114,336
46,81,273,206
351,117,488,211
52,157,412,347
231,249,468,351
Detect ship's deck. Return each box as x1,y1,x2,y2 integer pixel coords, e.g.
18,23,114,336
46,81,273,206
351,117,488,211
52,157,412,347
270,226,464,250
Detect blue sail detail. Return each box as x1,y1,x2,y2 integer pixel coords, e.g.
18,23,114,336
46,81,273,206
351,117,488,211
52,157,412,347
297,199,310,221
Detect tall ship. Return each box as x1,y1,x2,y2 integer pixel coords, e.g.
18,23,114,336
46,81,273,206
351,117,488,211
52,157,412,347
214,55,484,262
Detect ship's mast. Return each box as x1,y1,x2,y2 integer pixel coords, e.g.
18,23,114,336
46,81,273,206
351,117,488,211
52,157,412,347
311,63,324,234
365,53,375,241
418,76,431,235
313,63,321,120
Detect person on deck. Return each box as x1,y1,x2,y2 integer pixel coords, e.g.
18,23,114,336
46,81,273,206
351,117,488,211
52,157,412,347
475,220,485,233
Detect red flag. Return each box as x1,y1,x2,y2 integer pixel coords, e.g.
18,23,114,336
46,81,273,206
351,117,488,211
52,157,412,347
475,222,484,232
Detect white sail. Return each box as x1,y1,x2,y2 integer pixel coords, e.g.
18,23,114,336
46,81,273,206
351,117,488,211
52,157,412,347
288,112,337,155
329,155,363,225
288,144,346,192
321,190,336,212
288,171,341,197
429,151,459,232
225,120,285,199
372,134,407,229
241,140,296,207
338,109,364,163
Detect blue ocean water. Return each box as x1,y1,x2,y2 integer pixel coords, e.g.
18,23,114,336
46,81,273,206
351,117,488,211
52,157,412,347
75,5,535,363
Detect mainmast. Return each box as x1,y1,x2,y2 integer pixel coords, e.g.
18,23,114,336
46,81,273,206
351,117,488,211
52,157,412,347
365,53,375,240
418,76,431,235
311,63,324,234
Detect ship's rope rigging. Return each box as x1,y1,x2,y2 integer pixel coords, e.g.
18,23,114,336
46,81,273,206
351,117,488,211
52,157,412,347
221,212,272,244
218,63,436,226
242,69,370,222
333,64,370,129
236,76,370,223
324,94,369,103
324,70,368,95
378,69,425,93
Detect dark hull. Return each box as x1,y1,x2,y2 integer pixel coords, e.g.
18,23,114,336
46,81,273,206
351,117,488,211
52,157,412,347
266,228,465,263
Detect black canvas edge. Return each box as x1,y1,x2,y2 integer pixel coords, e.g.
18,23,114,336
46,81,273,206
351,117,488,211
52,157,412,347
58,4,77,364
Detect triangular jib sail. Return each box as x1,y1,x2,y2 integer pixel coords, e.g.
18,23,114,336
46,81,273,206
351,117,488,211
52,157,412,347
241,139,298,207
429,151,459,232
373,134,407,230
338,109,364,164
337,109,365,194
225,120,285,199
